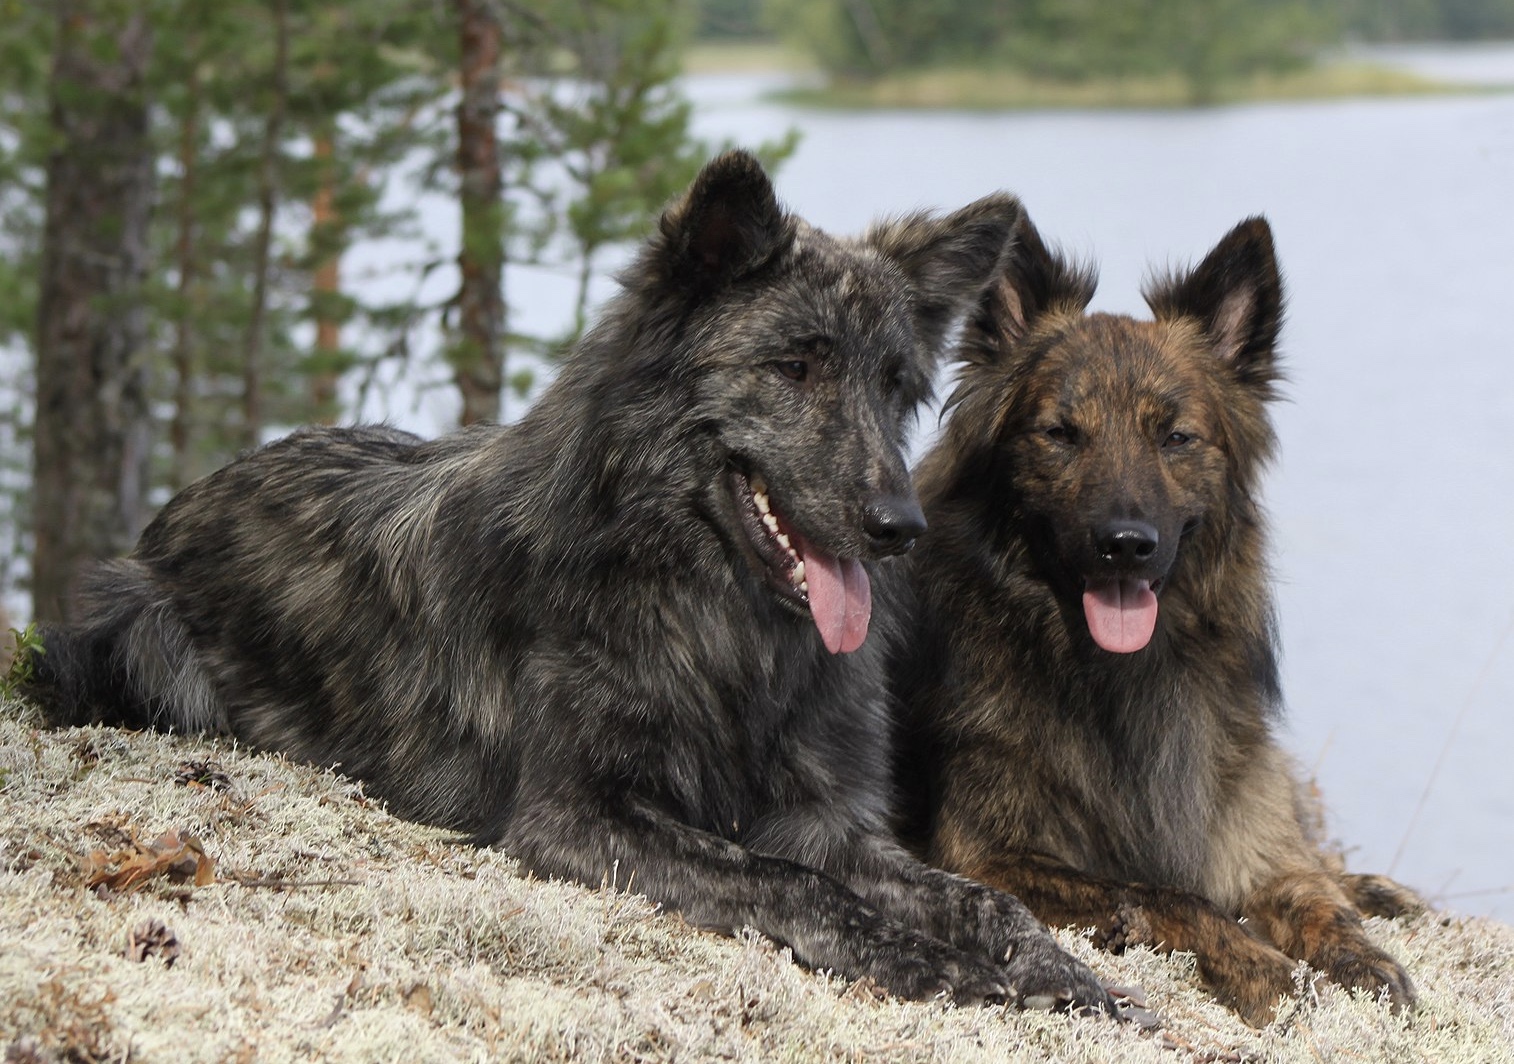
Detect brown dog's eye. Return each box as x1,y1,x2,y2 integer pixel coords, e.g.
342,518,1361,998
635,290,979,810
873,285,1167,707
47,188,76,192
1164,431,1193,447
774,359,808,382
1045,423,1074,444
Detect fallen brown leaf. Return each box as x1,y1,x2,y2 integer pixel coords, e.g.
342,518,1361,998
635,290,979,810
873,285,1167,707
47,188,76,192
404,982,434,1017
83,826,216,894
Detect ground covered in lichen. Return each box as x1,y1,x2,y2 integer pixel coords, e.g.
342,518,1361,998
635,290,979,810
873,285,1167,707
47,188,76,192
1,696,1509,1063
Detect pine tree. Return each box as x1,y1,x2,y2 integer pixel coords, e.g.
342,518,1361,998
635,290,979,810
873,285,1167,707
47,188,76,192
31,0,158,623
2,0,742,620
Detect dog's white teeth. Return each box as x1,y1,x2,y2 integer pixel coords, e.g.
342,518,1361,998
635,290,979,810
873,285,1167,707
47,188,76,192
753,490,770,515
799,580,808,594
775,531,791,551
792,560,806,584
751,475,767,496
762,513,780,534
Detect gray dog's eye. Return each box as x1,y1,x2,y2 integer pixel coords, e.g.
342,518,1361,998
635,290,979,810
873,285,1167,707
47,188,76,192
774,359,809,382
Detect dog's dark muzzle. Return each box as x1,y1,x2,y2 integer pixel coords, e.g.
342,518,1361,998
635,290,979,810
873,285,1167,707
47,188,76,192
1081,517,1177,587
1095,519,1159,567
863,495,926,557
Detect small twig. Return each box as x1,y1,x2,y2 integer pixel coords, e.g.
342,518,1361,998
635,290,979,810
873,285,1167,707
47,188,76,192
1310,727,1336,777
1391,611,1514,874
293,849,342,863
227,875,364,890
1439,884,1514,900
316,971,364,1030
1294,1021,1327,1064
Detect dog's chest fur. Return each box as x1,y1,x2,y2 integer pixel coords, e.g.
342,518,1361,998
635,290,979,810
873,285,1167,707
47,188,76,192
907,519,1276,898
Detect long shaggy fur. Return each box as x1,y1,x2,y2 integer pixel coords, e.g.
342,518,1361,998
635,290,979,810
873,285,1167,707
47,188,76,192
28,152,1118,1012
895,212,1419,1025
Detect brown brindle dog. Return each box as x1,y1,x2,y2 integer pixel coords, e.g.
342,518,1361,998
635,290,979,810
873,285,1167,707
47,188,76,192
894,212,1421,1025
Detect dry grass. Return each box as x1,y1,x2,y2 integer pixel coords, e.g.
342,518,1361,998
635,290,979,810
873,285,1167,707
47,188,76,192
684,41,813,76
2,694,1510,1062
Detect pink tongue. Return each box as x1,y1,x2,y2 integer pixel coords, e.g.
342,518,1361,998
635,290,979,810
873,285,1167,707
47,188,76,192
1083,579,1159,653
795,535,871,654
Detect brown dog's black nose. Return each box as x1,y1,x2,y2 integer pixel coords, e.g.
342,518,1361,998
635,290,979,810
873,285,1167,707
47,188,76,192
863,497,927,556
1095,520,1159,566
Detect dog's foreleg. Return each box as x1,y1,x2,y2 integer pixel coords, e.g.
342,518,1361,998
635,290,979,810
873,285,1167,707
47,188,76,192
1241,869,1417,1012
498,799,1014,1005
954,850,1303,1026
819,833,1121,1014
1336,872,1427,920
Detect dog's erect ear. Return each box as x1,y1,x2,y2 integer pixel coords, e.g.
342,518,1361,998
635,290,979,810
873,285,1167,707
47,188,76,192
1146,216,1283,391
998,213,1097,345
656,150,789,293
960,211,1097,365
868,192,1023,352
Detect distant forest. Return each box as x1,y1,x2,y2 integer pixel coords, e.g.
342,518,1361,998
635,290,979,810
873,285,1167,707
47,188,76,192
714,0,1514,81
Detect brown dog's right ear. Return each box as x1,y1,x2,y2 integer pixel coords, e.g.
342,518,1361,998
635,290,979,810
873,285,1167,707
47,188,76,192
1144,216,1282,395
654,150,792,295
962,213,1097,364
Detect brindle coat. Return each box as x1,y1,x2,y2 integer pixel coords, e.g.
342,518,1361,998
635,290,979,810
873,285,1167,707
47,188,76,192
28,153,1119,1013
894,213,1419,1025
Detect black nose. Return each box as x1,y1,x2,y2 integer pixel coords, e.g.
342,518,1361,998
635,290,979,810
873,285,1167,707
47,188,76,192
863,496,927,556
1095,519,1159,566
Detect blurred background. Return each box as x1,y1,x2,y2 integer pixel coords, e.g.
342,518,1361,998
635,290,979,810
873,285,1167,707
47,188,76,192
1,0,1510,918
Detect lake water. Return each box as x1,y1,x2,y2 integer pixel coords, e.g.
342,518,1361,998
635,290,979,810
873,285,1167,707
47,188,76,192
679,51,1513,920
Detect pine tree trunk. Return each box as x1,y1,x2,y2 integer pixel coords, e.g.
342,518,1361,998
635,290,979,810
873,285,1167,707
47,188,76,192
31,1,156,623
242,0,290,450
452,0,505,426
310,130,343,422
170,55,202,492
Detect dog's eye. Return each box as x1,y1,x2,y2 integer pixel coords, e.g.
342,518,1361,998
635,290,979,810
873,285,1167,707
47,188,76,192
1045,423,1075,444
1164,431,1194,448
774,360,809,383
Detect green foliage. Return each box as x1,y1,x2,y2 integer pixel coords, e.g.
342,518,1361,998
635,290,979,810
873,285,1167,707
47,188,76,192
439,0,796,392
0,0,51,347
532,2,713,345
0,0,736,610
1331,0,1514,39
768,0,1340,98
0,622,43,699
142,0,446,484
693,0,772,39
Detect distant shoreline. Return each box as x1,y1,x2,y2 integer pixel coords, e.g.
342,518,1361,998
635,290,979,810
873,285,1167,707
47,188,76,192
683,41,1500,110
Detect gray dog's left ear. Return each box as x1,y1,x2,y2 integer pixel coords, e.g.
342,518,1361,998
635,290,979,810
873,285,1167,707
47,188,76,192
655,150,791,295
868,193,1024,351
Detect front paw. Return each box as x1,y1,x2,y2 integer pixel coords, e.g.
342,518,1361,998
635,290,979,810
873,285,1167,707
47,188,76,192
1342,873,1427,921
1315,940,1417,1012
1207,948,1302,1028
862,928,1014,1006
1002,933,1121,1017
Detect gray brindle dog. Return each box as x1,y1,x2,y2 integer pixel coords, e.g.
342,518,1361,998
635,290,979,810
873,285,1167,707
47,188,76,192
30,152,1118,1012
